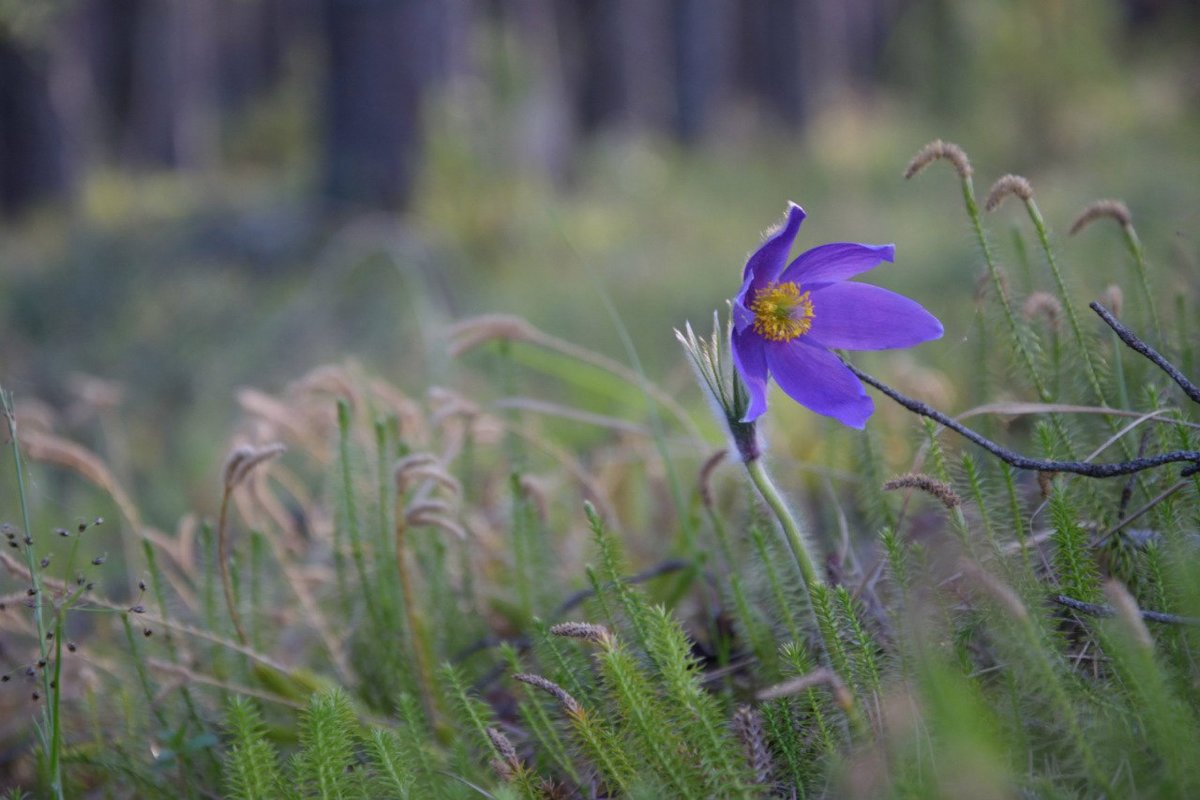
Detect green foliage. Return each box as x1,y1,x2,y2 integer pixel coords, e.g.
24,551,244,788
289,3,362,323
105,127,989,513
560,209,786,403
1048,483,1101,602
223,699,284,800
4,127,1200,800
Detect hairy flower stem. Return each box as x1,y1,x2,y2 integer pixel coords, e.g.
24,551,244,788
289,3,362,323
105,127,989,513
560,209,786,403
743,458,821,597
743,455,856,710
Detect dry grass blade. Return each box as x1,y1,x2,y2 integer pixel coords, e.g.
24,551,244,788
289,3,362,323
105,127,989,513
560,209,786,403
447,313,704,443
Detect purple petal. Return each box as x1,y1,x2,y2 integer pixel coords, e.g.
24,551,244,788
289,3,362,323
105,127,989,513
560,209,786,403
742,203,806,290
806,282,943,351
780,242,894,285
764,340,874,429
732,326,770,422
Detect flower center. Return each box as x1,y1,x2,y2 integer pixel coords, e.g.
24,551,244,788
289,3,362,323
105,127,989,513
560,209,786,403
750,281,814,342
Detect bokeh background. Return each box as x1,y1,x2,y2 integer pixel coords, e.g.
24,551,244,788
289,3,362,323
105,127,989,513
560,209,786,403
1,0,1198,519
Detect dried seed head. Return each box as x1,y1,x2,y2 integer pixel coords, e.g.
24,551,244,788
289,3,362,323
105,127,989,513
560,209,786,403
881,473,962,510
486,727,519,762
984,174,1034,212
550,621,614,647
904,139,973,180
222,442,286,491
757,667,851,710
403,504,468,540
1022,292,1063,330
1069,199,1132,236
446,314,539,357
394,454,461,498
731,705,773,786
1100,284,1124,318
513,673,584,718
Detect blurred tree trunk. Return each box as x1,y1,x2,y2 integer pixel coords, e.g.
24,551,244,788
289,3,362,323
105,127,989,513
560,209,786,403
503,0,576,183
735,0,807,128
671,0,732,143
0,35,72,217
120,0,220,170
321,0,464,211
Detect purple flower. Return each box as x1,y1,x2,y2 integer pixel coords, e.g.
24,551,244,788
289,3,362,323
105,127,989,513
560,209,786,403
732,203,942,429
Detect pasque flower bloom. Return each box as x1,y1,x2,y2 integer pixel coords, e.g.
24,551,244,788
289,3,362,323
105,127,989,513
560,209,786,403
732,203,942,428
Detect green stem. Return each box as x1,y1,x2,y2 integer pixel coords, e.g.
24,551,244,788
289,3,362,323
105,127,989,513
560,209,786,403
961,178,1050,402
2,389,61,799
1120,222,1164,344
1023,199,1107,406
743,458,821,596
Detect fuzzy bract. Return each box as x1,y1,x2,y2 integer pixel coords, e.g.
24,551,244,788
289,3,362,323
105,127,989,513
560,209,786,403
731,203,942,428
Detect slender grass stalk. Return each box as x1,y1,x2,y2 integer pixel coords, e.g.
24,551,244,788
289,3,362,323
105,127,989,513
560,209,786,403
336,399,375,628
949,158,1049,401
1071,199,1163,342
393,510,440,730
1018,194,1108,405
216,485,248,646
2,388,61,800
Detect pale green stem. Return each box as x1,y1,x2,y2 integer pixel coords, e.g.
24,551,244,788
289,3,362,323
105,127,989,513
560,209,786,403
1023,199,1107,406
3,389,64,800
743,457,821,596
1119,223,1164,344
961,177,1050,402
743,457,872,736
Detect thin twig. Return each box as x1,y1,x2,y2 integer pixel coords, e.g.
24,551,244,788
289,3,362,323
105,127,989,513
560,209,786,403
1052,594,1200,627
1090,302,1200,404
1096,479,1191,546
845,363,1200,478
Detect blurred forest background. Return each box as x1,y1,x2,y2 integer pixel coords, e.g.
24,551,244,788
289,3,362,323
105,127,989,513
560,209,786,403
1,0,1198,519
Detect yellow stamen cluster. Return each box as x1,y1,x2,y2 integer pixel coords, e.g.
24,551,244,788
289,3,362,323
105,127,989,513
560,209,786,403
750,281,814,342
